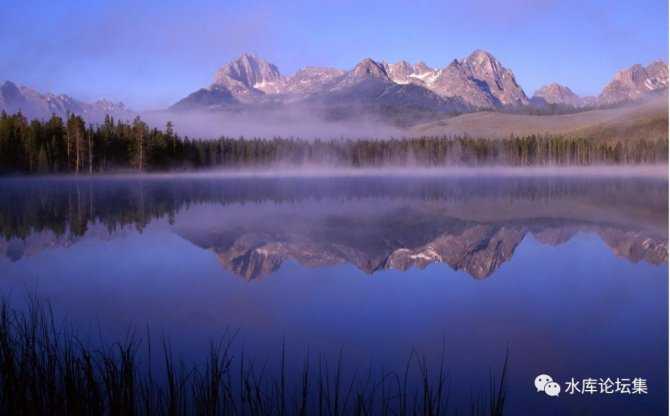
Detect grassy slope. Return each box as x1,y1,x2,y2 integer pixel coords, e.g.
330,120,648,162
413,93,668,141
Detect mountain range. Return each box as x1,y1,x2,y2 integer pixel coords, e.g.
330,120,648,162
1,50,667,126
171,51,668,115
0,80,133,123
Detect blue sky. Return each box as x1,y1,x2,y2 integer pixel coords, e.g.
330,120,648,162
1,0,667,109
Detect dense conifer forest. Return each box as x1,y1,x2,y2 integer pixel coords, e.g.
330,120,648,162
0,112,666,174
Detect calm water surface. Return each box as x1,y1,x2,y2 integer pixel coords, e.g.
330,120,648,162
0,175,667,415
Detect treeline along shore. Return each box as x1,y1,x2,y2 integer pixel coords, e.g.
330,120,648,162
0,112,667,174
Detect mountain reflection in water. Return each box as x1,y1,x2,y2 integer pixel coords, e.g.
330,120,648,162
0,175,666,280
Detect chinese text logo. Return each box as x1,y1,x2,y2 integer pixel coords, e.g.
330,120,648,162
535,374,648,397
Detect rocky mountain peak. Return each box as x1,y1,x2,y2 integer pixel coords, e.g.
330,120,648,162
599,60,668,105
462,49,528,106
351,58,389,80
425,50,527,108
1,81,22,101
463,50,505,81
1,80,19,90
410,62,439,85
533,83,581,106
414,62,433,74
213,53,283,94
464,49,497,66
646,60,669,77
283,66,346,95
384,60,415,84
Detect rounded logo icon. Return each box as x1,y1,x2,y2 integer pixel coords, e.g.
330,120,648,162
534,374,553,392
544,381,561,397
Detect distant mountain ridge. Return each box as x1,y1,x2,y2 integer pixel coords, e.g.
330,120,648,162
173,51,667,116
0,81,134,123
532,61,669,108
532,83,592,108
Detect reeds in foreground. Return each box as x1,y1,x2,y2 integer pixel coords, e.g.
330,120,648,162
0,298,508,415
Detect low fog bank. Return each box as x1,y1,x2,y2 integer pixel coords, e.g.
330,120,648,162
152,165,670,179
142,106,407,139
23,165,666,180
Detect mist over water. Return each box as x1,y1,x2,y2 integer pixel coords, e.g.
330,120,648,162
99,165,669,178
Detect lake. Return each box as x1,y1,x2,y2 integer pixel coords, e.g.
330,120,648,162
0,173,667,415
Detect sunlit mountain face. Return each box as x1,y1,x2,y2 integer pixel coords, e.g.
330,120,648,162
1,175,666,280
